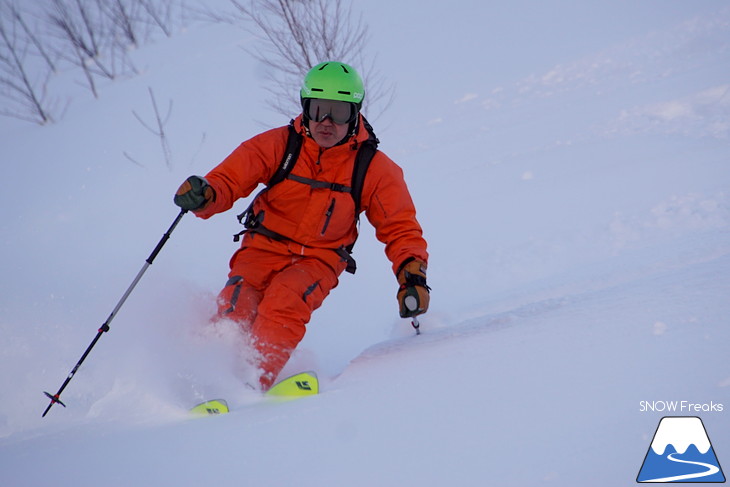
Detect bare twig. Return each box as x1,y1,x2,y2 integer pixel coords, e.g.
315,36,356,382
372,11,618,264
136,0,176,37
0,0,193,126
0,0,54,124
131,86,174,168
218,0,394,119
104,0,140,47
46,0,146,97
9,2,57,72
122,151,145,167
47,0,112,87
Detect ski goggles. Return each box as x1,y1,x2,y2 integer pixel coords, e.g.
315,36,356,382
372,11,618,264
305,99,358,125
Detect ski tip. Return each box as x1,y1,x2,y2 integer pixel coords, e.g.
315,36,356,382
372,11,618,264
190,399,230,416
266,371,319,398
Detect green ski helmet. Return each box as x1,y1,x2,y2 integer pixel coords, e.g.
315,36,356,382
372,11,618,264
300,61,365,107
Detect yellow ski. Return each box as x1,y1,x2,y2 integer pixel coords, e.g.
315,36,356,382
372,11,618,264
189,371,319,416
266,371,319,398
190,399,229,416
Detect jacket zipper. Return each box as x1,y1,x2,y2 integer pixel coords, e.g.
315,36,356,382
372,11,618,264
321,199,336,235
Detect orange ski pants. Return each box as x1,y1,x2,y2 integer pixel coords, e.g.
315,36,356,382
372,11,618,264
215,246,340,390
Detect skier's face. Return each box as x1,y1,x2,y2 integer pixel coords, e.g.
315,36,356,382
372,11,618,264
310,117,349,148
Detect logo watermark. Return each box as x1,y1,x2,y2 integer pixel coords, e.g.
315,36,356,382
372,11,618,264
639,401,724,413
637,416,725,483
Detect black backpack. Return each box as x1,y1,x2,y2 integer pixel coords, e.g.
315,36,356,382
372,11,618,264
235,117,379,274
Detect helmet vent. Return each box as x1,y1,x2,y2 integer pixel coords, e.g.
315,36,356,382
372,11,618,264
301,61,363,103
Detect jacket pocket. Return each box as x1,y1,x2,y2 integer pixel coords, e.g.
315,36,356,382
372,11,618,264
321,198,336,236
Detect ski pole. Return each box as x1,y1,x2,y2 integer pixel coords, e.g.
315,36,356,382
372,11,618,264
411,315,421,335
42,209,188,417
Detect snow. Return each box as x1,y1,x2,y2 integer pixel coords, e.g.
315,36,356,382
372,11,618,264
1,1,729,485
651,417,712,455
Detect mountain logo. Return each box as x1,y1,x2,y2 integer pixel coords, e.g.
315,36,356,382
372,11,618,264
637,416,725,483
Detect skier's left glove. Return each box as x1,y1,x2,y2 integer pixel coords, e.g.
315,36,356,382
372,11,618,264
174,175,215,212
397,257,430,318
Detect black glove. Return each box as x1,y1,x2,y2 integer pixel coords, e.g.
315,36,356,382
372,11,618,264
397,258,430,318
174,175,215,211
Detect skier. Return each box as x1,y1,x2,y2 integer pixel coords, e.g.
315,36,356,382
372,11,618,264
173,61,429,390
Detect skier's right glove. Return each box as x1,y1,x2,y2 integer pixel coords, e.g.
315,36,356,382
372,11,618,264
397,257,430,318
174,175,215,211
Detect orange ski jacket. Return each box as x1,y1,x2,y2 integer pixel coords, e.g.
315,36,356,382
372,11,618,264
195,114,428,275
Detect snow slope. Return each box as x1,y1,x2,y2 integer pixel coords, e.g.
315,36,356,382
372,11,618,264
1,1,729,485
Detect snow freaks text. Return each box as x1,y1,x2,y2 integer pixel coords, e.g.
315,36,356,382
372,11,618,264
639,401,724,413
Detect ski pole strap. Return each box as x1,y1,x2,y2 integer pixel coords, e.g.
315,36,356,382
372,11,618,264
400,273,429,289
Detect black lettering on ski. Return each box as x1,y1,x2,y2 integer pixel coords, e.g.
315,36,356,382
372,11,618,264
295,381,312,391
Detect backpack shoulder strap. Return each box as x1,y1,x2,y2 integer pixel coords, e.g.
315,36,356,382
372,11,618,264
268,120,303,187
351,116,379,219
235,120,303,240
341,117,380,272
